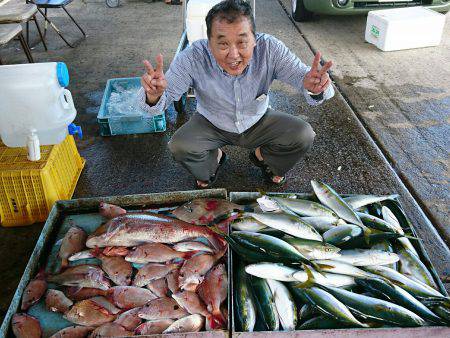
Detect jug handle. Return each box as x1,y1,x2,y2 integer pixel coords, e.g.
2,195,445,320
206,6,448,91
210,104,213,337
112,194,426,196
60,89,74,111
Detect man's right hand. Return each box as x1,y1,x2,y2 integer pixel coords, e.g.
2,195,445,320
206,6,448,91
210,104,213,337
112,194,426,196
141,54,167,105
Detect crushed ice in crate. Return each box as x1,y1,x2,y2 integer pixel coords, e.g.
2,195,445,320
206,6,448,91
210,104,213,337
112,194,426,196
107,83,146,116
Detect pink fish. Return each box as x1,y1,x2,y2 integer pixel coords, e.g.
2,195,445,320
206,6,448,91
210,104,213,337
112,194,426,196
179,246,227,291
166,269,181,295
21,270,47,311
45,289,73,313
146,278,169,298
58,227,87,269
69,247,129,262
173,241,214,253
110,286,157,309
89,322,133,337
114,307,142,331
49,325,94,338
172,198,242,225
11,313,42,338
163,314,205,334
89,296,121,315
137,297,188,320
134,319,174,335
47,265,110,290
66,287,109,301
105,212,176,233
197,263,228,330
172,291,209,317
98,254,132,286
125,243,191,264
64,299,117,326
86,214,226,252
133,262,180,287
99,202,127,219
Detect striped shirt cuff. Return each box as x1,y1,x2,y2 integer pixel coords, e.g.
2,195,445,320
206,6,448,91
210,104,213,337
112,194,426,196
137,87,166,116
302,84,335,106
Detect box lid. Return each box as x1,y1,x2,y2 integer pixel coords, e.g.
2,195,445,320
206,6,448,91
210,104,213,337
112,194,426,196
368,6,444,22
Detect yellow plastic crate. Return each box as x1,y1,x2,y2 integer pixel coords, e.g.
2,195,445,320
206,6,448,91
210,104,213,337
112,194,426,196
0,136,85,227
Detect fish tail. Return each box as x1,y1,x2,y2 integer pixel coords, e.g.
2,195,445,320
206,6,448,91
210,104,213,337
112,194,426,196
60,258,69,269
210,310,227,329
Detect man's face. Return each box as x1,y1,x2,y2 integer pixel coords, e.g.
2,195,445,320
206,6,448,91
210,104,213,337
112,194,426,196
209,16,256,76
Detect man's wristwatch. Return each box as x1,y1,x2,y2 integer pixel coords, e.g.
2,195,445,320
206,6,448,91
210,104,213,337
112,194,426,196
307,91,323,101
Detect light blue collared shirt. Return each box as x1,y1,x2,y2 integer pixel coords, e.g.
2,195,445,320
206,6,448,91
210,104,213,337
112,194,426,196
138,33,334,134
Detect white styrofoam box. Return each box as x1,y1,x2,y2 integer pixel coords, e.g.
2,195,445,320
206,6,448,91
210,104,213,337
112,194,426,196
365,7,446,51
186,0,223,44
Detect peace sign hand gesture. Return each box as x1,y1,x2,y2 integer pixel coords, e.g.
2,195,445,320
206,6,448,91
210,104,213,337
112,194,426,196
303,52,333,95
141,54,167,105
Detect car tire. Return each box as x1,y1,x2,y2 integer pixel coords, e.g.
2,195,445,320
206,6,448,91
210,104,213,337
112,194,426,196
106,0,120,7
291,0,313,22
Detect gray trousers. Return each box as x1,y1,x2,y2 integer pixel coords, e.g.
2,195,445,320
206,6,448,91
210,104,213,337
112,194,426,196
168,108,316,182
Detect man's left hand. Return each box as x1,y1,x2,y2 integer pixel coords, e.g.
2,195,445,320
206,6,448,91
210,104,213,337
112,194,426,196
303,52,333,95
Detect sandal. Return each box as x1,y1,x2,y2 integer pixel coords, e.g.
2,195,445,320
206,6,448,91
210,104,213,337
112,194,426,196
195,151,228,189
249,151,286,185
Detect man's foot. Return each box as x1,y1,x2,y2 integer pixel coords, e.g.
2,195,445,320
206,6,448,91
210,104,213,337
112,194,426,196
251,148,286,185
196,149,225,189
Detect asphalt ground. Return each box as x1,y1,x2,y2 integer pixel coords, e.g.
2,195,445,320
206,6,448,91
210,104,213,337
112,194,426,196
0,0,448,322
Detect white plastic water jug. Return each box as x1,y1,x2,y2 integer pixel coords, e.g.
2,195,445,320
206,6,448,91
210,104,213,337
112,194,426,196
186,0,223,44
0,62,81,160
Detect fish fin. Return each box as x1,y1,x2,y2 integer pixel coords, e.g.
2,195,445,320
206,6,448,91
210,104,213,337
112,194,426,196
362,226,372,245
210,310,227,329
294,265,316,289
317,263,335,270
307,260,324,274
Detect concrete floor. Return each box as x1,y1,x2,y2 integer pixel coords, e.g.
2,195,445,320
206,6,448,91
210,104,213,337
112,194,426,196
0,0,449,322
279,0,450,244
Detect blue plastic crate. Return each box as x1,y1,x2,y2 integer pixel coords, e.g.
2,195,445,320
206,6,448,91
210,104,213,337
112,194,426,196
97,77,166,136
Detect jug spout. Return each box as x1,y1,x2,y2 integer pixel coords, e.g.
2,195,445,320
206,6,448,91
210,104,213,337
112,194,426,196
27,130,41,161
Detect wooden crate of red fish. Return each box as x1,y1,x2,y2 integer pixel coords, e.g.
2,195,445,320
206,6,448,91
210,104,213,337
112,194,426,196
2,189,237,338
